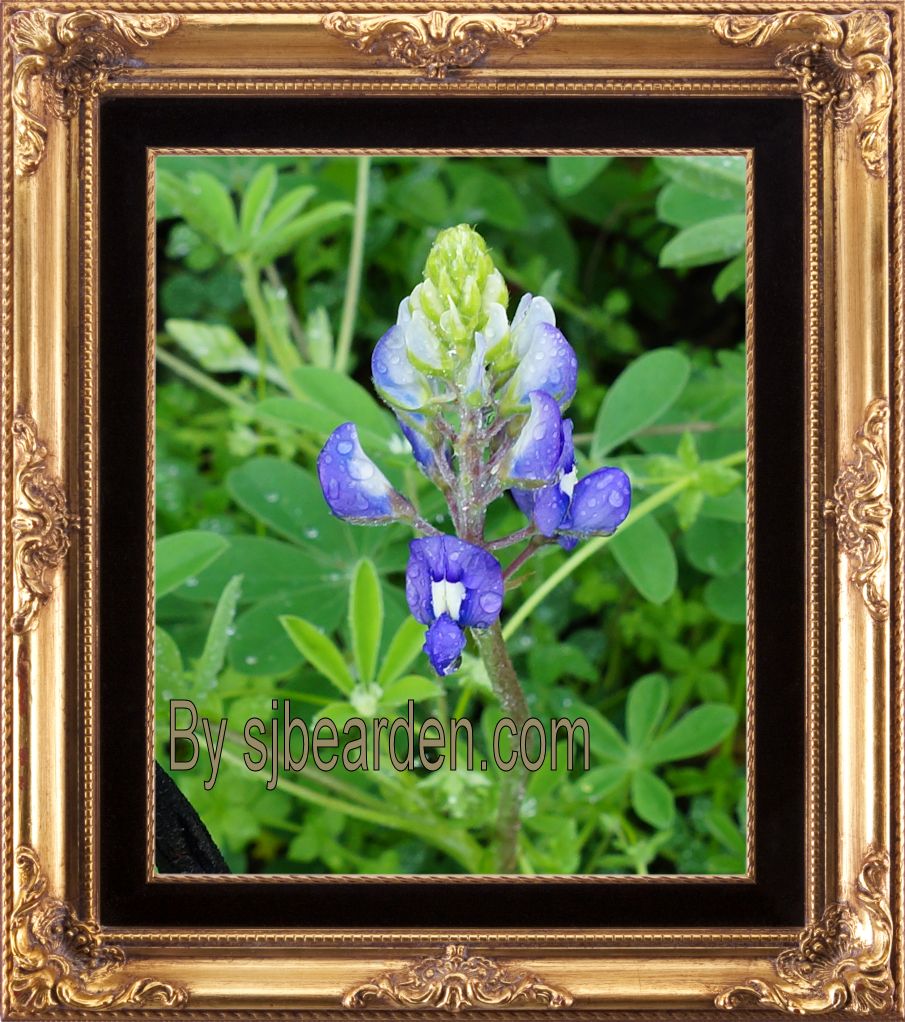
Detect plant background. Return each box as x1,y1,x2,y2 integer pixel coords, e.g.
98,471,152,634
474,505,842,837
154,154,748,875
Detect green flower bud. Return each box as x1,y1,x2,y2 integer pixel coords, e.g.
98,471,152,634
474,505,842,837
414,225,509,359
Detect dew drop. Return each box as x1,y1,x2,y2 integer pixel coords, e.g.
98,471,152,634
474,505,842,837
184,577,199,588
244,655,258,666
304,527,319,539
348,458,374,481
479,592,502,615
265,492,279,504
609,490,624,507
336,441,354,455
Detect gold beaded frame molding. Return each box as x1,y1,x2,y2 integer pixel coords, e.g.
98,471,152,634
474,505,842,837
2,1,903,1018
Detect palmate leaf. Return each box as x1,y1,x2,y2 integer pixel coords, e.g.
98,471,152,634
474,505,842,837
626,673,669,749
646,704,737,764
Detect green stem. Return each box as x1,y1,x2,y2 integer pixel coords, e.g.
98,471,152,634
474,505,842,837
220,747,480,870
239,259,303,395
156,347,251,411
502,450,746,642
472,621,529,873
333,156,370,373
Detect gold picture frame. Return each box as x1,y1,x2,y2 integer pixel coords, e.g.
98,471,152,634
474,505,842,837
1,1,902,1017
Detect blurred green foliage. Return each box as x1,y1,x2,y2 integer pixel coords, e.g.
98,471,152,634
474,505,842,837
155,153,747,875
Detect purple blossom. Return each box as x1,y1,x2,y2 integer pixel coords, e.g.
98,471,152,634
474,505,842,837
317,423,400,524
406,535,504,676
372,323,432,411
505,294,578,409
504,390,564,487
513,420,631,545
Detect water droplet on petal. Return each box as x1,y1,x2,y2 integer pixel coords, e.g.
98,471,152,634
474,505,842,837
347,458,374,481
609,490,624,507
336,441,354,455
479,592,502,615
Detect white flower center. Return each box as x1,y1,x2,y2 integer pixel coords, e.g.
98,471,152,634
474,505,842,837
560,466,578,500
431,578,466,621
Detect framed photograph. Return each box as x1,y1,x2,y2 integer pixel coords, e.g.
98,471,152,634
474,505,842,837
2,1,902,1017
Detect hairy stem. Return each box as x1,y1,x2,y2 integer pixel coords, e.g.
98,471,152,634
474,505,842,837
334,156,370,374
472,621,529,873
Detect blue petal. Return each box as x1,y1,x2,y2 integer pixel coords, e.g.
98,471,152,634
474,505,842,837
372,324,432,411
532,485,572,537
458,544,504,629
423,614,466,676
506,391,564,486
507,323,578,409
561,467,632,536
397,413,436,470
511,419,575,536
317,423,396,524
406,537,440,624
406,536,504,632
509,294,556,359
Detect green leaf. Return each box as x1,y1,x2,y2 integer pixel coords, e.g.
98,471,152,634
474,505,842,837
289,366,396,443
626,673,670,749
173,536,326,603
656,182,743,229
575,764,627,802
659,215,747,270
450,167,527,231
683,517,745,577
349,559,383,685
183,172,239,253
155,627,184,694
377,616,426,687
257,185,316,237
548,156,613,197
226,457,346,549
380,674,442,708
239,164,278,242
280,616,354,695
631,769,676,828
528,644,596,684
193,574,243,690
609,515,677,604
654,155,747,202
156,531,228,598
647,704,737,764
704,571,746,624
582,707,629,763
252,201,353,264
229,586,347,676
713,254,746,301
164,319,276,382
592,349,691,458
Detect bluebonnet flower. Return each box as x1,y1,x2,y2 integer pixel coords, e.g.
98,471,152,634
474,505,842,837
503,390,564,487
316,224,632,678
406,536,504,676
372,323,433,411
503,294,578,409
513,419,631,548
317,423,405,524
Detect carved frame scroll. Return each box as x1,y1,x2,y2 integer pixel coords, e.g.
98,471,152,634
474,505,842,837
1,2,902,1019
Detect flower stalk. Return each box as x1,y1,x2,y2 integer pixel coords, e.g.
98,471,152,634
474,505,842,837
315,225,632,871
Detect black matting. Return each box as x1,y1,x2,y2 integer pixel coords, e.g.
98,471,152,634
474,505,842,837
99,95,805,928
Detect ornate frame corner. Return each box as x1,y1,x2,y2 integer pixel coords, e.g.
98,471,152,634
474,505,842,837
8,9,179,176
715,849,894,1014
8,846,187,1012
712,10,892,176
